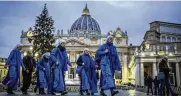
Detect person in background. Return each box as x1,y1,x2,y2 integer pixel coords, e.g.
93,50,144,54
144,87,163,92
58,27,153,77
146,75,153,95
153,76,160,95
2,44,26,94
159,56,176,96
21,51,36,94
95,36,121,96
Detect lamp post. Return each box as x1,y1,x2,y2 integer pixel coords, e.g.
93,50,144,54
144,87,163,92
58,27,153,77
24,52,27,56
35,52,38,57
30,46,33,51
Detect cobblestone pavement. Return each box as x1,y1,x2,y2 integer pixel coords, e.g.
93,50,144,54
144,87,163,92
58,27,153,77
0,90,147,96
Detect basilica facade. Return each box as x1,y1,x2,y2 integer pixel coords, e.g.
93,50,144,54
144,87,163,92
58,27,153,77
19,4,136,85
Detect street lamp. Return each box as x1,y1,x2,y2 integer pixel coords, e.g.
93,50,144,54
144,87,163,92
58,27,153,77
35,53,38,57
24,52,27,56
169,52,173,56
30,46,33,50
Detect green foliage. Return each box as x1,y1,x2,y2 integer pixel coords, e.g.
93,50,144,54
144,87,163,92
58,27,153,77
33,4,55,58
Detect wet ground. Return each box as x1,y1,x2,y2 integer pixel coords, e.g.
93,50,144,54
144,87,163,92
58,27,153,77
0,89,147,96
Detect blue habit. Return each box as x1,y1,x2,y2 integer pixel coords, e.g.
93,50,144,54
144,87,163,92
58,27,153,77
76,54,98,93
2,49,24,90
50,47,71,92
95,43,121,90
90,60,98,93
37,58,51,88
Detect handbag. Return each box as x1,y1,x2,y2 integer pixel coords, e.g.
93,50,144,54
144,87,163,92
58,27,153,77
76,66,83,74
157,72,165,80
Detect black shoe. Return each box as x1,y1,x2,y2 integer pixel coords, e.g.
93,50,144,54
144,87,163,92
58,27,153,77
91,93,94,95
7,90,15,94
100,92,107,96
34,87,37,93
22,91,28,94
7,91,15,94
86,92,90,95
80,91,84,95
21,89,28,94
7,88,15,94
41,91,46,95
39,88,46,94
40,92,46,95
111,90,119,96
51,92,56,95
61,91,68,95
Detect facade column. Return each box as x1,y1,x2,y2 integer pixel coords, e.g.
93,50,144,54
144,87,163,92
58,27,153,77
174,44,177,54
140,62,144,86
152,62,157,79
122,55,128,84
166,45,168,54
75,74,79,79
176,62,180,86
135,58,140,86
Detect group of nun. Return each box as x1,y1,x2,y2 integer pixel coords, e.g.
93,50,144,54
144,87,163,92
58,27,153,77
2,35,121,96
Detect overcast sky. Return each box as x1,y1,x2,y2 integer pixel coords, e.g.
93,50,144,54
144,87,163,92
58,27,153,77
0,1,181,58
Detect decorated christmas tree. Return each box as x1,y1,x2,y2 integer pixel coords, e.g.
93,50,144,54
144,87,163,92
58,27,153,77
33,4,55,58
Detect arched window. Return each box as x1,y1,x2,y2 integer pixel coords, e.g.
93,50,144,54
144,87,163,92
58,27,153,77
162,36,166,42
177,37,181,42
172,37,176,42
167,36,171,42
149,34,154,40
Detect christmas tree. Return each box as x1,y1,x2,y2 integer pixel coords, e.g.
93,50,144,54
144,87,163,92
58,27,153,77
33,4,55,58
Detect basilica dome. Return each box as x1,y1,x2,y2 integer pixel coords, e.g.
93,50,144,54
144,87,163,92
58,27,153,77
70,4,101,35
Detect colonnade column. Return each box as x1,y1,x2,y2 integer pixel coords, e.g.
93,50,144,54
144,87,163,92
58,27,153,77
176,62,180,86
140,62,144,86
152,62,157,79
135,59,140,86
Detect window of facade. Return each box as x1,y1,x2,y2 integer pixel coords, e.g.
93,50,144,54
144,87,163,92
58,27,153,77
177,37,181,42
70,53,76,62
161,36,166,42
167,36,171,42
172,37,176,42
153,45,156,51
91,39,97,44
149,34,154,40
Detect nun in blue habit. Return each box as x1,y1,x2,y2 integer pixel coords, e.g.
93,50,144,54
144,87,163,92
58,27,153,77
95,35,121,96
76,48,98,95
36,52,51,94
2,44,26,94
50,39,72,95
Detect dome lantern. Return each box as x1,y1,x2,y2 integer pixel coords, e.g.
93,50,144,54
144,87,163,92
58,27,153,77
82,4,90,16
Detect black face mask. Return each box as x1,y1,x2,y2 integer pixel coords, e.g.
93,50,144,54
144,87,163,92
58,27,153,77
44,56,49,62
58,45,65,52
